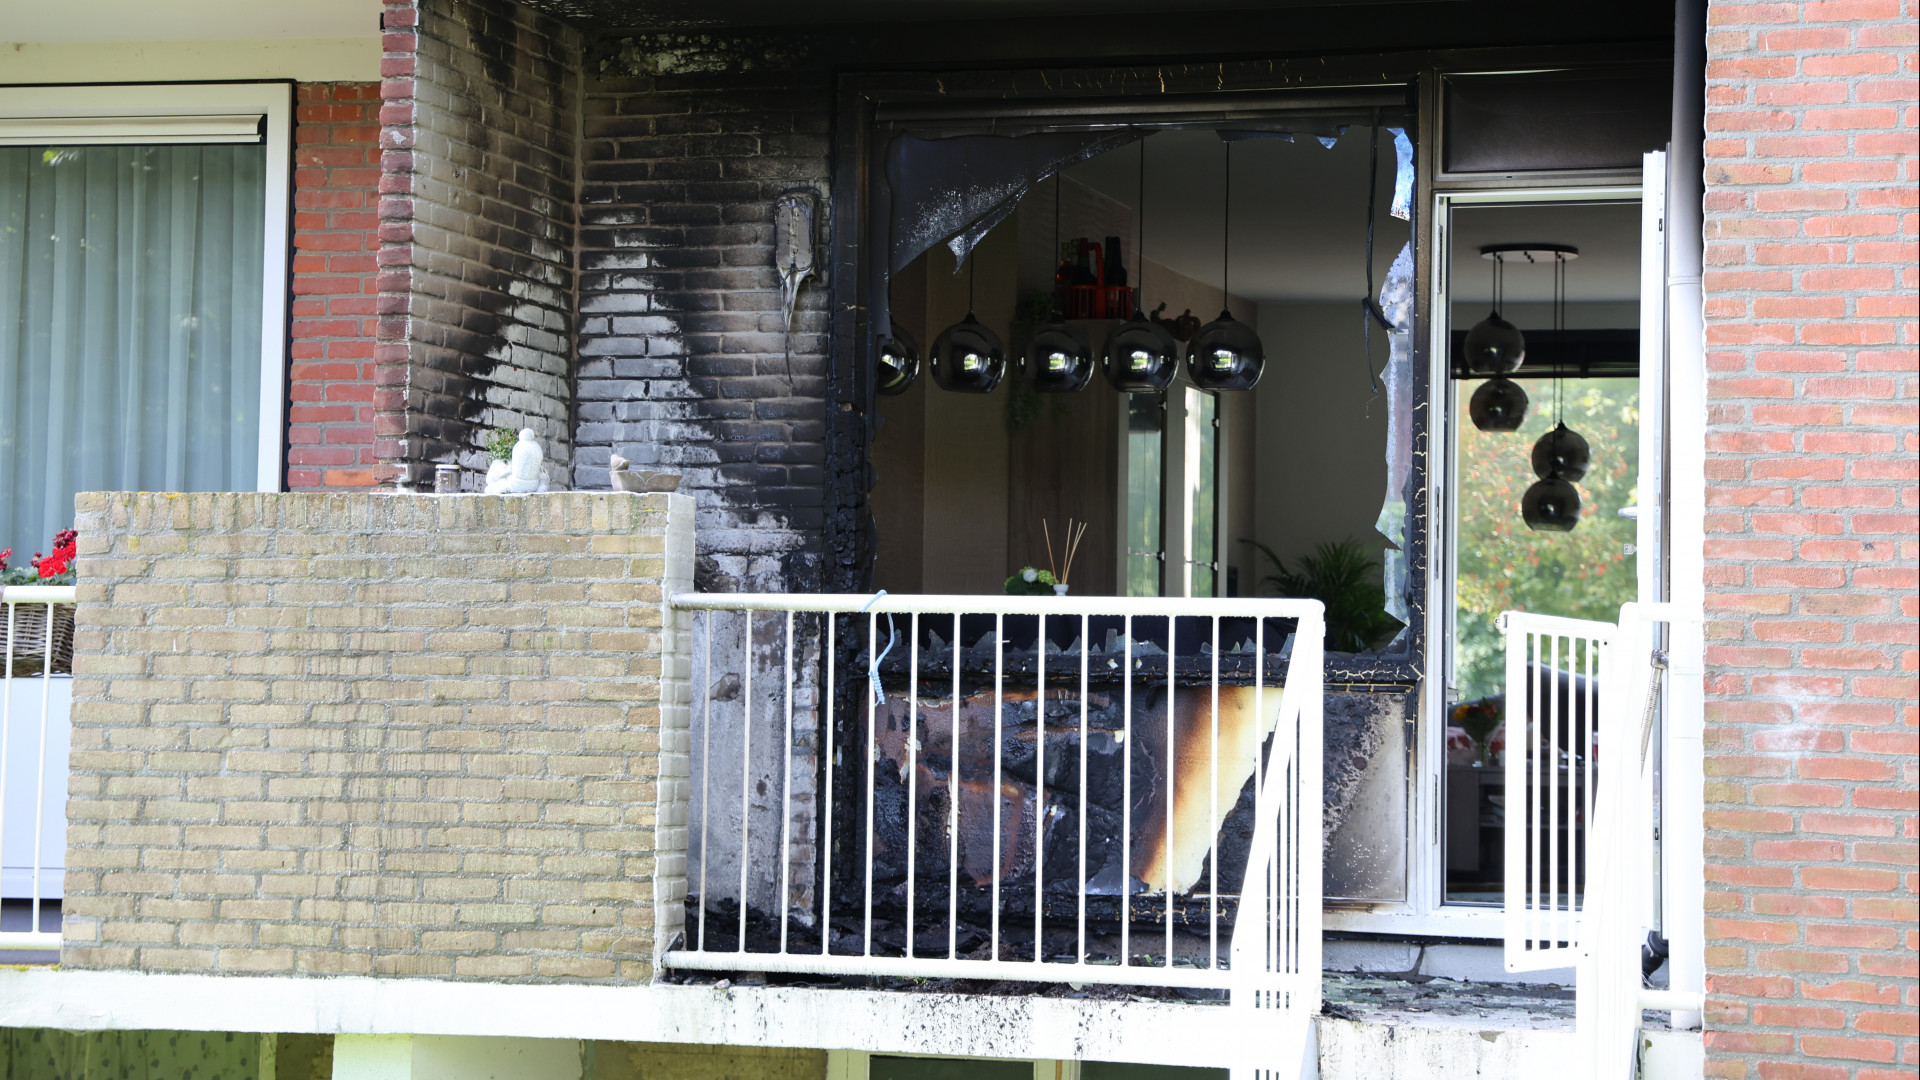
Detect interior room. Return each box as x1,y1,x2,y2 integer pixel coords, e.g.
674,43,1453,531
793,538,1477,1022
869,123,1409,651
1441,198,1644,903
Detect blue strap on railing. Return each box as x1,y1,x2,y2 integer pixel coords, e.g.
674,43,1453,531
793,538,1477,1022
862,591,895,707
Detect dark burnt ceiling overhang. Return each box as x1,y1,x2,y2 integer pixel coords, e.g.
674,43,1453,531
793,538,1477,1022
521,0,1677,53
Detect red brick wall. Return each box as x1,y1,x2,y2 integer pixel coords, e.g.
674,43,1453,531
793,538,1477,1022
1700,1,1918,1078
288,82,382,491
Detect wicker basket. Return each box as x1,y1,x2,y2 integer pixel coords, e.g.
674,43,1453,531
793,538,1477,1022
2,603,74,677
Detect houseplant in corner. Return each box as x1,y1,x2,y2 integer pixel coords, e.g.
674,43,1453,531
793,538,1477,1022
1,528,78,676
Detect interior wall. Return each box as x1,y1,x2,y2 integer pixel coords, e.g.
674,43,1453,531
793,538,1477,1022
1248,301,1391,581
870,260,929,593
918,227,1018,594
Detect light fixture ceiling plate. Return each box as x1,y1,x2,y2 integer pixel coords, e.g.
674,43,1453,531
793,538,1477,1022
1479,243,1579,262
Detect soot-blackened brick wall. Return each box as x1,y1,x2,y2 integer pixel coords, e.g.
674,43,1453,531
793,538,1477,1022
574,37,834,591
378,0,583,491
1700,1,1918,1078
289,82,383,492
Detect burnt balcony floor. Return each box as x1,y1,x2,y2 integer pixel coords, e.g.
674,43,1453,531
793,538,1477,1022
1322,972,1576,1031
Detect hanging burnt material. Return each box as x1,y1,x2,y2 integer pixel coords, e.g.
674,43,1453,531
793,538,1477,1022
774,190,817,332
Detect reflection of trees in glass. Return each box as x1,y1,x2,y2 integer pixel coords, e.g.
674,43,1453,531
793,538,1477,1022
1453,378,1639,700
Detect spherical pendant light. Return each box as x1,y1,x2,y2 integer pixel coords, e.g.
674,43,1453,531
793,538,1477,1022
1103,139,1180,394
1187,141,1264,391
1186,310,1264,390
1531,422,1591,481
1020,318,1095,392
1463,311,1526,374
1469,376,1529,431
876,321,920,396
930,313,1006,393
1521,478,1582,532
1102,311,1180,392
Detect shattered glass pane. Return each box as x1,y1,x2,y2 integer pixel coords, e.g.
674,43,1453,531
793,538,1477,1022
1389,127,1414,221
1374,241,1416,637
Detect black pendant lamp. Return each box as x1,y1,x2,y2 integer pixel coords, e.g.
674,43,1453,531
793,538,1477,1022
1186,141,1264,391
1468,377,1528,431
1522,252,1587,532
1464,250,1526,375
1020,176,1095,393
1104,138,1180,393
930,254,1006,393
1531,422,1591,482
876,321,920,396
1521,478,1582,532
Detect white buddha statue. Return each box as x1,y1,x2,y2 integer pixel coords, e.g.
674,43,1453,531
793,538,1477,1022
483,428,547,494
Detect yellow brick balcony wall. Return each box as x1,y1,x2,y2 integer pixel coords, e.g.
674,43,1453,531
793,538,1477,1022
60,491,694,983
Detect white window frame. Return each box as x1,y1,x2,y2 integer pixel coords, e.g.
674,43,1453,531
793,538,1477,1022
1333,183,1645,943
0,82,294,493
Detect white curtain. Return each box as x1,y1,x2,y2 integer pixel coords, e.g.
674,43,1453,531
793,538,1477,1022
0,144,266,559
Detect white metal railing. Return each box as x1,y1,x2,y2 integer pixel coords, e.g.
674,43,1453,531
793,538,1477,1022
1497,609,1612,972
0,584,75,953
1501,603,1703,1079
667,591,1323,1061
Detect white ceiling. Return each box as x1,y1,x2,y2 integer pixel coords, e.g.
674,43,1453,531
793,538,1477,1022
1065,128,1642,305
1448,201,1644,305
0,0,381,42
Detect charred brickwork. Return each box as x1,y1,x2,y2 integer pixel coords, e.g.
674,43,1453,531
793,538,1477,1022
377,0,583,491
572,35,835,593
288,82,383,492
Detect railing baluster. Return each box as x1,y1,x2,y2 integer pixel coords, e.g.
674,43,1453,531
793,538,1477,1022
1549,633,1562,943
697,610,712,953
906,612,919,960
992,613,1004,961
1164,615,1174,970
1208,614,1219,969
1120,614,1132,972
1034,611,1045,964
739,610,753,953
949,610,960,961
779,611,794,954
822,611,835,956
1077,612,1089,965
864,612,876,957
1528,630,1542,955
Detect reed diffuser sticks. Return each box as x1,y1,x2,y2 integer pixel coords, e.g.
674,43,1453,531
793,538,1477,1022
1044,517,1089,587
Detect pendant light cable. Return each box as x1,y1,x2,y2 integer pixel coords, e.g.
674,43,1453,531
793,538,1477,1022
967,250,976,315
1053,172,1063,304
1136,137,1147,306
1553,252,1565,424
1221,141,1232,309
